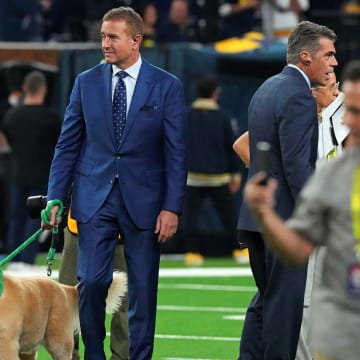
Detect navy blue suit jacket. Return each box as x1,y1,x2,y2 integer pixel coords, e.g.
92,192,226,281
238,65,318,232
47,59,187,229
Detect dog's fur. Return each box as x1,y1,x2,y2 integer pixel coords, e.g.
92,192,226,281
0,271,127,360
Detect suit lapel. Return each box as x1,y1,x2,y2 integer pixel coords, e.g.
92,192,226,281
120,61,153,146
101,65,117,149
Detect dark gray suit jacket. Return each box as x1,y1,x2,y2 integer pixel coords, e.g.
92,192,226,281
238,65,318,232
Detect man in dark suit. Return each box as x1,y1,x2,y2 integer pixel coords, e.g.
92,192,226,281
237,21,338,360
43,7,187,360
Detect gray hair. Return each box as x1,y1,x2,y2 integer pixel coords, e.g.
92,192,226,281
286,21,337,64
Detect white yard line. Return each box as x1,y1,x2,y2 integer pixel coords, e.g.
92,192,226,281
157,305,247,313
156,334,238,341
159,267,252,277
105,332,239,342
158,283,255,292
5,267,252,279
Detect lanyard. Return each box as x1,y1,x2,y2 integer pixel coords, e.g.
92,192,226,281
327,148,337,161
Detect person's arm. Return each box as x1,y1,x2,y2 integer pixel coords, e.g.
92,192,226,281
47,75,84,204
244,172,314,265
233,131,250,167
156,77,187,243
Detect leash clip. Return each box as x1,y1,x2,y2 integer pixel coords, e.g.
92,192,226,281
47,263,53,277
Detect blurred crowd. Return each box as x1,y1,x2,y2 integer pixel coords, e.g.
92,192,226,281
0,0,359,44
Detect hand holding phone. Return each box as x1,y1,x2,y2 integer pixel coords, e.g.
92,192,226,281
255,141,271,185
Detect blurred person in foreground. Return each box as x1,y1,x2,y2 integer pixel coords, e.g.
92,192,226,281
237,21,338,360
43,6,187,359
243,59,360,360
298,71,349,360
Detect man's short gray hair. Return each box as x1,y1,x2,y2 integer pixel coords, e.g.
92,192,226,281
286,21,337,64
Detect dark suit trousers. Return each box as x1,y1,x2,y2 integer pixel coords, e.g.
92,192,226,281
58,227,129,359
77,183,160,360
239,230,307,360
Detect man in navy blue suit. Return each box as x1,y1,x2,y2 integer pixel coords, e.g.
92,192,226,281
237,21,338,360
43,7,187,360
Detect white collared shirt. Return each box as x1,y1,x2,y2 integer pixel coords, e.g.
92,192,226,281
112,56,142,116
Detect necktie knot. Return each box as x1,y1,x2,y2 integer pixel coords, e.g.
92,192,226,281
117,71,128,80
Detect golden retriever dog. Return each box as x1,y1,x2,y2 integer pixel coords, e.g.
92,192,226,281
0,271,127,359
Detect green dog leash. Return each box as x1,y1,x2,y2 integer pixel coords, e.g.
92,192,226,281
0,199,63,296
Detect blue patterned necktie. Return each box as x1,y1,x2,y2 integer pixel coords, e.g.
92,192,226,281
113,71,128,147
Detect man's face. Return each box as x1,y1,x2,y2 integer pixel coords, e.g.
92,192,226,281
306,37,338,86
101,20,139,68
342,80,360,139
311,72,339,111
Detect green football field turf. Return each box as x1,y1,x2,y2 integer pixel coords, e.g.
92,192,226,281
32,256,256,359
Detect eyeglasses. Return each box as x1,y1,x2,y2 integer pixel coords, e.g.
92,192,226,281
312,81,340,92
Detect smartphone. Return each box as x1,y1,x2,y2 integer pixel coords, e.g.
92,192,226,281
255,141,271,185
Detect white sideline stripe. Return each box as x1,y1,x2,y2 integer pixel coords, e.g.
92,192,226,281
157,334,239,342
223,315,246,321
159,267,252,277
158,305,247,313
4,267,252,279
107,332,239,342
158,283,256,292
4,270,60,278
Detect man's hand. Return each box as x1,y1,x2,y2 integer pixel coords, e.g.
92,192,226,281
41,204,59,229
244,172,277,217
155,210,178,244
